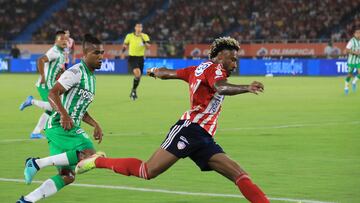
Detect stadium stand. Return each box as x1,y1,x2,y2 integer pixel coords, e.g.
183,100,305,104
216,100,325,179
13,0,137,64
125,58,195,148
32,0,165,42
0,0,56,41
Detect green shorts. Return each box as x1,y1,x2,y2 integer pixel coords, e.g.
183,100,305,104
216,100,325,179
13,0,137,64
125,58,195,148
45,126,95,171
37,85,49,101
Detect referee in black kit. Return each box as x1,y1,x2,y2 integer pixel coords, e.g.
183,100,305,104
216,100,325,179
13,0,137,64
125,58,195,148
121,23,151,101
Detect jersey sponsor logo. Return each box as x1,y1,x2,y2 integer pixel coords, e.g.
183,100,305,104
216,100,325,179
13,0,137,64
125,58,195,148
76,128,85,134
208,94,224,114
78,89,94,101
195,62,212,76
177,141,186,150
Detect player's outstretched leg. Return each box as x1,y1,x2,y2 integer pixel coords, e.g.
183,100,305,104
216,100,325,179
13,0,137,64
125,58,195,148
23,150,79,184
19,96,33,111
208,153,269,203
76,148,178,180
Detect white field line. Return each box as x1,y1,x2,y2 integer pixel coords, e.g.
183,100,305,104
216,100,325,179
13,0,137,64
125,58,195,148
0,178,336,203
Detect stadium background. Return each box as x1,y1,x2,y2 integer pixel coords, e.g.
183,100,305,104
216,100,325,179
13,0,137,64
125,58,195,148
0,0,360,203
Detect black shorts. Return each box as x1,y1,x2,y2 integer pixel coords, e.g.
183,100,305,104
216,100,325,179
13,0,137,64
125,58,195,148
161,120,225,171
128,56,144,74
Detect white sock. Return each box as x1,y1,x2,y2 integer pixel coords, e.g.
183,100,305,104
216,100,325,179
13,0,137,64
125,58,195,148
345,81,349,89
32,113,49,134
31,99,53,111
35,153,70,169
352,77,359,84
24,179,58,202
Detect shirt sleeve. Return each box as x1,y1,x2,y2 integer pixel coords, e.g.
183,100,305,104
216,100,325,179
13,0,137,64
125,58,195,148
45,47,59,62
143,34,150,42
346,40,353,49
57,68,81,91
176,67,193,82
124,34,130,45
205,64,227,89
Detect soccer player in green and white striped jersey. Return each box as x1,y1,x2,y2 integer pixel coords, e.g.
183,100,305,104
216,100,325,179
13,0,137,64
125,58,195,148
344,28,360,95
16,34,105,203
19,31,67,139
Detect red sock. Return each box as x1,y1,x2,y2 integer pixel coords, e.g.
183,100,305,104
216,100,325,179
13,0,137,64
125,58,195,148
95,157,149,179
236,174,269,203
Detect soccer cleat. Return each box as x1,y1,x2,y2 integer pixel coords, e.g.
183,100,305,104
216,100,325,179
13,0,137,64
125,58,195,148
352,83,356,92
130,90,138,101
16,196,32,203
75,151,106,174
24,157,40,185
30,133,44,139
344,88,349,95
19,96,33,111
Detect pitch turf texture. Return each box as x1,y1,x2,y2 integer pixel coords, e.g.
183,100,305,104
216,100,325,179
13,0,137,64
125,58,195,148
0,74,359,203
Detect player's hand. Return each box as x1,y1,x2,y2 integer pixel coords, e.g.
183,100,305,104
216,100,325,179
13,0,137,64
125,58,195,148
60,113,74,130
40,76,46,84
147,68,158,78
248,81,264,95
93,124,103,144
354,50,360,56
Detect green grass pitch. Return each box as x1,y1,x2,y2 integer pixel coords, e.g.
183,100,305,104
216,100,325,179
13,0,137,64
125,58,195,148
0,74,359,203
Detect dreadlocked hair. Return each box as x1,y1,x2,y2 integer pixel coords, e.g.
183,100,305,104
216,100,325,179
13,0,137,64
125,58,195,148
209,37,239,59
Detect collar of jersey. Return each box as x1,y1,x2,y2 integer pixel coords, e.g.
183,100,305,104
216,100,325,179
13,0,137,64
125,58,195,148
80,60,94,75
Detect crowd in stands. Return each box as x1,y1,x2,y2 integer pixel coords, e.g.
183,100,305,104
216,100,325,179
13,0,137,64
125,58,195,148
32,0,164,42
230,0,360,42
0,0,56,42
2,0,360,57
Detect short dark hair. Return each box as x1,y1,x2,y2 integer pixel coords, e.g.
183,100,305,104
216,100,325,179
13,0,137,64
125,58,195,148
209,37,239,59
55,30,65,39
82,34,102,49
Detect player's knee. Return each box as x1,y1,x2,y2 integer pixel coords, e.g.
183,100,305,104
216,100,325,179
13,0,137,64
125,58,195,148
62,175,75,185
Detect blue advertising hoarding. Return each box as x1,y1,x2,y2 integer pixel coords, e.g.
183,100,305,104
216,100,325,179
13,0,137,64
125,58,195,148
3,58,355,76
239,59,351,76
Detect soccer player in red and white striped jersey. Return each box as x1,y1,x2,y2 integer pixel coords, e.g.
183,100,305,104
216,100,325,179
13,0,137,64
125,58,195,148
76,37,269,203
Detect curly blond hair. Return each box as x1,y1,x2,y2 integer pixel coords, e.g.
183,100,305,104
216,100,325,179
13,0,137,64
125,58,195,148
209,37,239,59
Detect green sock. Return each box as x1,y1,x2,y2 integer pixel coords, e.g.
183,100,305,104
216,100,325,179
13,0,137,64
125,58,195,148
345,77,351,82
66,150,79,165
51,175,65,191
357,74,360,79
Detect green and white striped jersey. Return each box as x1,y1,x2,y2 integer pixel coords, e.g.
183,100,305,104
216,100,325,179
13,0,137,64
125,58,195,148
47,61,96,129
36,45,65,89
346,37,360,65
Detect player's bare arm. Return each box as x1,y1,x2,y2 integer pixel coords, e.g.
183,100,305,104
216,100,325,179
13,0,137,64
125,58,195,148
345,48,360,56
37,55,49,83
214,80,264,96
48,82,74,130
82,112,103,144
120,44,128,59
147,67,179,79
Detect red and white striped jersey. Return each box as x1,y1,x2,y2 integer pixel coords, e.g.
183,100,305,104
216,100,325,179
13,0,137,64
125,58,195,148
176,61,228,136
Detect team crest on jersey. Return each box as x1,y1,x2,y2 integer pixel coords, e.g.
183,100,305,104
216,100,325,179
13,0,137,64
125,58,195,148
177,141,186,150
195,62,212,76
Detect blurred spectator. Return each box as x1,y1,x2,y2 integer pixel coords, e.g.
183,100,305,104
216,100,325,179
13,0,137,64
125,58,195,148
324,41,341,58
10,44,20,58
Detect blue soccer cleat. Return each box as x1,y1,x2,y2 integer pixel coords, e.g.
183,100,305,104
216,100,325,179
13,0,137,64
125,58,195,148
30,133,44,139
344,88,349,95
19,96,33,111
16,196,32,203
352,83,357,92
24,157,40,185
